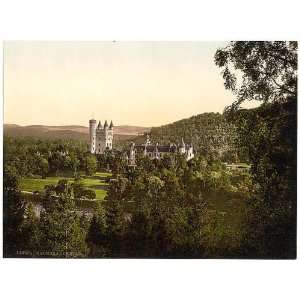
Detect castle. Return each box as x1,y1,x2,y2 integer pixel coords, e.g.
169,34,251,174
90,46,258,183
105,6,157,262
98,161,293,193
89,119,114,154
89,119,194,163
126,135,194,166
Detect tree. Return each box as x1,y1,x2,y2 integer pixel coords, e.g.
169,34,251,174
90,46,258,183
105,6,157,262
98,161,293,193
81,189,96,200
215,41,297,258
39,182,88,258
55,179,71,196
37,157,49,178
68,153,80,177
85,154,97,175
21,202,41,255
86,202,107,257
105,198,125,257
215,41,297,109
3,166,26,257
72,178,85,198
105,177,128,257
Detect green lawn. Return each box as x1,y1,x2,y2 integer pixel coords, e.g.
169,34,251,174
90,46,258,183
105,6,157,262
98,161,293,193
20,172,111,200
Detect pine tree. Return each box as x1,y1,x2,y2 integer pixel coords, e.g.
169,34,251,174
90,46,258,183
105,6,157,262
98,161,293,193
86,202,107,257
39,182,88,258
3,167,27,257
105,198,125,257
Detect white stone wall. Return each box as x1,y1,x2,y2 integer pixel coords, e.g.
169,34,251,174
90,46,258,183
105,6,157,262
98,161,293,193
186,146,194,161
89,119,97,153
92,122,114,154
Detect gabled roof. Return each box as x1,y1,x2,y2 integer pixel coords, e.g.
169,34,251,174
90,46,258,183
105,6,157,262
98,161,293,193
135,144,177,153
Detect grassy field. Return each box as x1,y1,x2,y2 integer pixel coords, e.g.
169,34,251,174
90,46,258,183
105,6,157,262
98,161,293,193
20,172,111,200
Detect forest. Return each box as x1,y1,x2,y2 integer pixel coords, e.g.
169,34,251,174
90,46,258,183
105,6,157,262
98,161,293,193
3,41,297,259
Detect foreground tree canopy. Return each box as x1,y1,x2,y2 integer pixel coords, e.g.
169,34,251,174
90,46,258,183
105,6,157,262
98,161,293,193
215,41,297,258
215,41,297,109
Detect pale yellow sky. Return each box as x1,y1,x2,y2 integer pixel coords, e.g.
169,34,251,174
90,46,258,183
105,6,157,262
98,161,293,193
4,41,240,127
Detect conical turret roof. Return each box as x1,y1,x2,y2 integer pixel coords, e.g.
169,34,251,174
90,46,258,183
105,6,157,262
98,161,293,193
109,120,114,129
104,120,108,127
97,121,102,129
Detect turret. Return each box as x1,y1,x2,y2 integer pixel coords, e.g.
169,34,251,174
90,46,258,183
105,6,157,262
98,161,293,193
89,119,97,153
103,120,113,150
97,121,102,130
155,142,160,159
186,144,194,161
129,142,136,165
179,137,186,154
145,134,151,145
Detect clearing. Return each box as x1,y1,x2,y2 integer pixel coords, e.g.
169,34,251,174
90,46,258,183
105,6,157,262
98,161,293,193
20,172,111,200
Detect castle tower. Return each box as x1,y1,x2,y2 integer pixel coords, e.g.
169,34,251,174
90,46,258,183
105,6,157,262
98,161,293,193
186,144,195,161
91,119,114,154
89,119,97,153
179,137,186,154
105,120,113,150
128,142,136,165
145,134,151,146
95,121,105,154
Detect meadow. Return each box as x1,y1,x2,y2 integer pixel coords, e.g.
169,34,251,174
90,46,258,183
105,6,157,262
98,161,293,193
20,172,111,200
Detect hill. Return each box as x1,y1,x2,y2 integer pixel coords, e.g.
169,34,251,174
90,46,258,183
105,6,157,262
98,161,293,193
3,124,150,142
134,112,237,159
4,114,238,160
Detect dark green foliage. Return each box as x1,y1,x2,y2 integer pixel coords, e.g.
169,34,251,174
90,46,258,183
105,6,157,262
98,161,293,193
105,197,126,257
81,189,96,199
21,202,41,254
96,149,128,175
230,100,297,258
215,41,297,258
72,178,85,198
3,167,26,257
4,137,89,178
3,144,251,258
102,155,250,258
86,203,107,257
134,113,238,162
38,181,88,258
84,154,97,175
215,41,297,106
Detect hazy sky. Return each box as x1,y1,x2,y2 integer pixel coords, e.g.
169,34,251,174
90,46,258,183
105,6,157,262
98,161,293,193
4,41,238,127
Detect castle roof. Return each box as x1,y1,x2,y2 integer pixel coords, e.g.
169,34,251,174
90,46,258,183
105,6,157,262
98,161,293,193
104,120,108,127
135,144,177,153
97,121,102,129
109,120,114,129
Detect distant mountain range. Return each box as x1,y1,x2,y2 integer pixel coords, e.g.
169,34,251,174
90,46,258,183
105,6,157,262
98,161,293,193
4,124,150,142
4,113,239,159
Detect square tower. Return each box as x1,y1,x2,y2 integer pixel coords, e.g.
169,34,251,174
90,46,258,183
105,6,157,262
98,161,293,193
91,120,114,154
